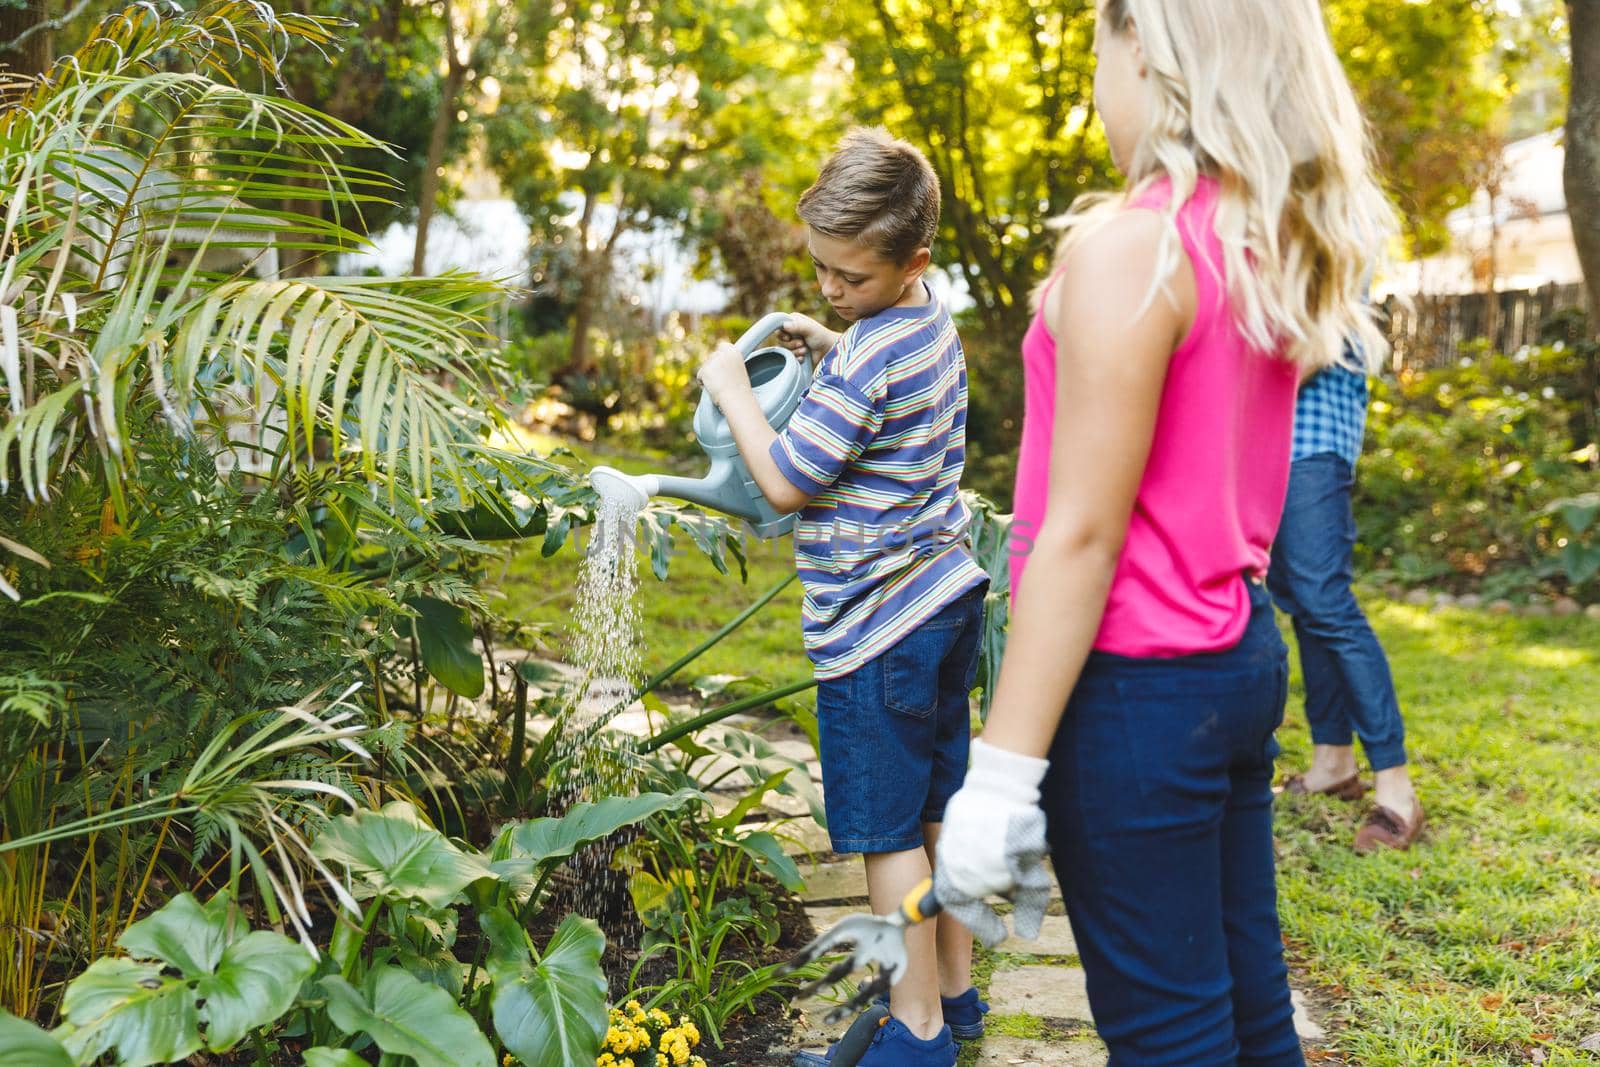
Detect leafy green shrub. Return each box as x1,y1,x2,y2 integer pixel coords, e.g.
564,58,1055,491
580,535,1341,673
0,791,698,1066
1544,493,1600,598
1356,341,1598,597
621,723,821,1044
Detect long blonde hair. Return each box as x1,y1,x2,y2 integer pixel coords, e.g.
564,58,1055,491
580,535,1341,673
1044,0,1397,373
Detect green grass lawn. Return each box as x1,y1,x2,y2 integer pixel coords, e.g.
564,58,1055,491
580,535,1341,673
1275,601,1600,1066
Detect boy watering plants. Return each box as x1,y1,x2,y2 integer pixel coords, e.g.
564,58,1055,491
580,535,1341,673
696,127,988,1067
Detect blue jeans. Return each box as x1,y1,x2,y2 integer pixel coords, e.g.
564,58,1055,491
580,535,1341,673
816,585,986,854
1266,453,1407,771
1041,581,1303,1067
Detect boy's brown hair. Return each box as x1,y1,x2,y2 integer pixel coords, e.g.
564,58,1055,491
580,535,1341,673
796,127,940,264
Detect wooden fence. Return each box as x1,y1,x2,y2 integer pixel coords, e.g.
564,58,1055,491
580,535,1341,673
1381,283,1587,369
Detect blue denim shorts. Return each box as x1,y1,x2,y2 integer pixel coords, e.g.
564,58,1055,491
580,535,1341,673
815,584,987,854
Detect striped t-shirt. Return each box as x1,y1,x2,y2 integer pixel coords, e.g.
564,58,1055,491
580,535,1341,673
769,289,988,681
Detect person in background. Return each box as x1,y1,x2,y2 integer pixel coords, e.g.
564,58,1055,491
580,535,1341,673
1269,360,1424,850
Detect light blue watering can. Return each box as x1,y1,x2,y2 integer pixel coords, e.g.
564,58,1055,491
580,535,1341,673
589,312,811,538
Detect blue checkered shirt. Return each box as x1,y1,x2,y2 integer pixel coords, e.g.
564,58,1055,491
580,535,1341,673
1292,363,1368,466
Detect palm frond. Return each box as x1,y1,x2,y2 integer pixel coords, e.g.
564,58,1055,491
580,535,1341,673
170,274,505,500
0,1,562,515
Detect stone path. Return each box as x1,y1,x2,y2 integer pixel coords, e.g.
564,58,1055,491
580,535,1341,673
780,795,1332,1065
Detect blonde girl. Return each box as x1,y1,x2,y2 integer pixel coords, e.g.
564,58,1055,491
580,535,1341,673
934,1,1396,1064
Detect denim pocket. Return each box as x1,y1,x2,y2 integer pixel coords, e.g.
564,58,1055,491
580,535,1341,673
883,623,957,718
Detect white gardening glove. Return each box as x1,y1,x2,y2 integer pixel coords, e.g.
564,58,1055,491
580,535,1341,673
934,738,1053,948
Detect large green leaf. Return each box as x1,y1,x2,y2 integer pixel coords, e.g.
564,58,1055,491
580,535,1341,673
1559,498,1600,536
1562,542,1600,585
322,967,495,1067
480,909,607,1067
707,726,827,826
733,830,806,893
313,800,493,908
112,892,315,1053
118,893,227,979
491,789,702,883
408,595,485,698
58,958,202,1067
194,931,317,1051
0,1013,73,1067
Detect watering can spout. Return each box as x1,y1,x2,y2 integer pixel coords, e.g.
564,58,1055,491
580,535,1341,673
590,462,758,521
588,466,658,510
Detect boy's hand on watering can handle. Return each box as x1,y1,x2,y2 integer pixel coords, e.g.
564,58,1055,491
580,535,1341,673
779,315,840,360
697,341,752,404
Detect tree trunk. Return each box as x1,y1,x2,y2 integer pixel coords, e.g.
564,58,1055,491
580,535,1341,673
558,191,611,379
1567,0,1600,330
412,0,469,276
412,65,466,275
1484,182,1501,348
0,0,55,79
566,268,598,377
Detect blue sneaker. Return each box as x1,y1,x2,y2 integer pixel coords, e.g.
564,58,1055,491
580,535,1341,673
870,988,990,1043
793,1015,956,1067
940,987,990,1042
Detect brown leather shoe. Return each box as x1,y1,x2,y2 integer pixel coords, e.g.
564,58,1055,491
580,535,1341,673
1281,772,1367,801
1353,801,1426,852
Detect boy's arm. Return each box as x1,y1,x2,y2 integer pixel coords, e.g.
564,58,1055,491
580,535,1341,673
698,342,813,514
712,387,813,514
699,339,883,516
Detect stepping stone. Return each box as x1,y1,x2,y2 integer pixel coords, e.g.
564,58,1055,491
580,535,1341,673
759,790,813,818
801,859,869,902
804,903,871,935
1001,914,1077,958
971,1036,1107,1066
707,791,742,818
769,738,819,764
988,965,1094,1023
1291,988,1326,1041
604,708,656,735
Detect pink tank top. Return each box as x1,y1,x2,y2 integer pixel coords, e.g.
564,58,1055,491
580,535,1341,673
1010,177,1298,656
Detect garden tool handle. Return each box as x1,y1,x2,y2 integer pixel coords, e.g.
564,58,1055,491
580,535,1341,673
733,311,796,358
896,877,942,926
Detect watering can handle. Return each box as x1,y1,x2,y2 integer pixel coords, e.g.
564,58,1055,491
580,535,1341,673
734,312,797,357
